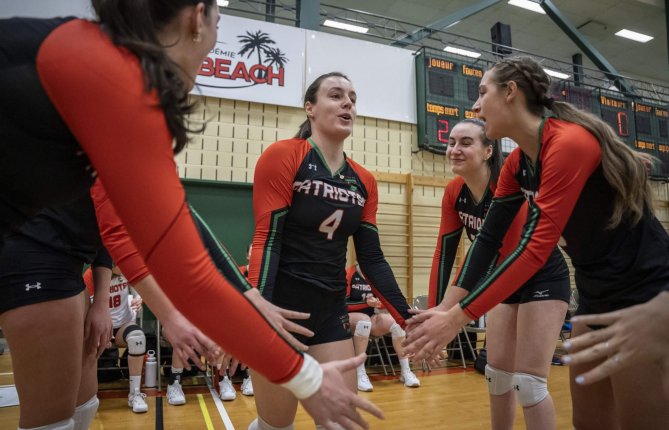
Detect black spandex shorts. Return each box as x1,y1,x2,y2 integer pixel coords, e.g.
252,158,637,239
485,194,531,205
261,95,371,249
502,273,571,305
0,234,84,314
270,274,352,346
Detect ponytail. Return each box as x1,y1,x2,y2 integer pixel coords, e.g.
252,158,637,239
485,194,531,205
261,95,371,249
491,56,652,228
93,0,215,153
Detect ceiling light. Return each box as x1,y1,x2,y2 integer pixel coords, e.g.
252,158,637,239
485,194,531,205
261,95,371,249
444,46,482,58
615,29,653,43
543,68,571,80
323,19,369,34
217,0,229,6
508,0,546,14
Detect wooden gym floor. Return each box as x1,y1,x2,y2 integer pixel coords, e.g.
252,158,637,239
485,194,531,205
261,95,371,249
0,351,574,429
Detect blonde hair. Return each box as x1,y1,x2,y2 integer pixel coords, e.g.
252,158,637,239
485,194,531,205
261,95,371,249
491,56,653,228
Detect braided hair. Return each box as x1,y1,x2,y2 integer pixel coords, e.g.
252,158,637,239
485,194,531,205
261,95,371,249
490,56,653,228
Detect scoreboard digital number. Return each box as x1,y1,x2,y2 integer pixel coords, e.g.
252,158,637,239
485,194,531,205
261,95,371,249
599,94,634,144
417,53,485,150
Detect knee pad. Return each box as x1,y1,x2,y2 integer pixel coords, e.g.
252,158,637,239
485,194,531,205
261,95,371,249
512,372,548,407
389,322,405,339
354,320,371,337
73,395,99,430
122,325,146,356
19,418,75,430
485,364,514,395
248,417,294,430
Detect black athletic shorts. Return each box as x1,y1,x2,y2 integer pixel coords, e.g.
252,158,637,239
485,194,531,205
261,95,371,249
0,234,84,314
270,274,352,346
502,273,571,305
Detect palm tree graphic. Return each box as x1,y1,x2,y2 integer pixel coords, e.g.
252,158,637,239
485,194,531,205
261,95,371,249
238,30,276,79
264,47,289,73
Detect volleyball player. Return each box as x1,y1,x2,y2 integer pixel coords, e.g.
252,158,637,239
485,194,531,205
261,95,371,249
405,56,669,429
346,263,420,392
429,119,570,429
247,72,412,430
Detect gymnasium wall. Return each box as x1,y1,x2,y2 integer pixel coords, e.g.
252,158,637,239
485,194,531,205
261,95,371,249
179,95,669,301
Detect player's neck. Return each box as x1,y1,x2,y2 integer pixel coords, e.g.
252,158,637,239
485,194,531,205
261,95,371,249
310,132,345,174
462,168,490,204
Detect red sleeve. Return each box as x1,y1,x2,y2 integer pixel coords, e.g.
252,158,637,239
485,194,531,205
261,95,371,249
83,266,94,297
248,139,307,298
91,180,150,284
428,178,464,308
461,122,601,319
37,21,303,383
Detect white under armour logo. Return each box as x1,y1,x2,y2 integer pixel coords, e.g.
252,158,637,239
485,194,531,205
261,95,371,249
308,163,318,171
25,282,42,291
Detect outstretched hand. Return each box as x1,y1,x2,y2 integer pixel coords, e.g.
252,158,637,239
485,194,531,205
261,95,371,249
244,288,314,351
301,354,384,429
403,306,471,362
162,311,222,370
562,291,669,390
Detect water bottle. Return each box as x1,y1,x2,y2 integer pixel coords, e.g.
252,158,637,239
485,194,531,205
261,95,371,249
144,350,157,388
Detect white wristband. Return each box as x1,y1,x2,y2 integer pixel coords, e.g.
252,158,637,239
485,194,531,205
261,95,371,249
280,353,323,400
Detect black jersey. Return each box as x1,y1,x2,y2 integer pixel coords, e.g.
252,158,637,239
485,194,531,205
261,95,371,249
250,138,411,325
457,118,669,318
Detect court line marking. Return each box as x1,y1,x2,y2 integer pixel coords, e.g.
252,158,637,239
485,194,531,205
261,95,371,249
206,376,235,430
197,394,216,430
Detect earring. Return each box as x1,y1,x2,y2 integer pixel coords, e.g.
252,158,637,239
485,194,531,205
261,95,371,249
193,32,202,43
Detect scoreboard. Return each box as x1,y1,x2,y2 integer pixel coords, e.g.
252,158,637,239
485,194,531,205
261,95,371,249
416,52,485,153
416,48,669,178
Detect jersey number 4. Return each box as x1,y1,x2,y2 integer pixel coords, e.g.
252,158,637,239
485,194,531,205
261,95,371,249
319,209,344,240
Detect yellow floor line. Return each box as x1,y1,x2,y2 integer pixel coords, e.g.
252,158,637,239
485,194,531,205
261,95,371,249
197,393,216,430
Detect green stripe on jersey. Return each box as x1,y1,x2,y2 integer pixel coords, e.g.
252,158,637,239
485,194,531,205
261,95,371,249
460,203,541,308
258,208,289,294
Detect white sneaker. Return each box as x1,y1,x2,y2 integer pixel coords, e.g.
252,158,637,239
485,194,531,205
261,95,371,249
128,388,149,413
357,370,374,392
400,370,420,388
219,376,236,401
241,376,254,396
166,381,186,406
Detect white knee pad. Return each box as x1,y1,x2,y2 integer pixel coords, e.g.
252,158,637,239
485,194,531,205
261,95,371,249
73,395,99,430
19,418,75,430
354,320,371,337
389,322,405,339
512,372,548,407
485,364,514,395
124,327,146,356
248,417,294,430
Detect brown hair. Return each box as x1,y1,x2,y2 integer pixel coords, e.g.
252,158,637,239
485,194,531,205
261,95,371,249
93,0,216,154
294,72,351,139
490,56,653,228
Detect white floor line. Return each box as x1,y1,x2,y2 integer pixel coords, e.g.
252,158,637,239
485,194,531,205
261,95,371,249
206,375,235,430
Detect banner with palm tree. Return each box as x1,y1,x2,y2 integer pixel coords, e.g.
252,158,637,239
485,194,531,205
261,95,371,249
195,14,305,107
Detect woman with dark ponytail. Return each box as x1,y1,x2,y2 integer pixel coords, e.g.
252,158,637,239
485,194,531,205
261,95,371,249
428,118,570,429
0,3,381,430
406,56,669,428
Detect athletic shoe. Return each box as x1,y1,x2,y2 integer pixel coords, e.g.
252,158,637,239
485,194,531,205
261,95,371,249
357,370,374,392
219,375,236,401
241,376,254,396
400,370,421,388
128,388,149,413
166,381,186,406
